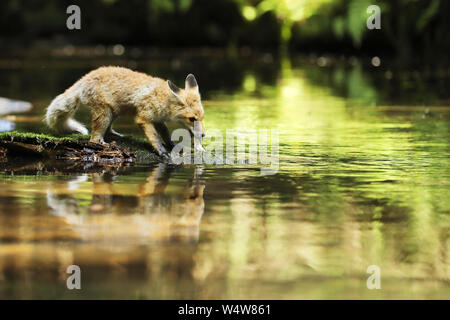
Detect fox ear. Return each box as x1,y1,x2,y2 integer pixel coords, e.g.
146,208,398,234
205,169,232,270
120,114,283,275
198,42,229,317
167,80,180,94
185,74,198,91
167,80,184,102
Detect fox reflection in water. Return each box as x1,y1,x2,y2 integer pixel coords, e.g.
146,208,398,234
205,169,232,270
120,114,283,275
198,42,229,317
46,163,206,243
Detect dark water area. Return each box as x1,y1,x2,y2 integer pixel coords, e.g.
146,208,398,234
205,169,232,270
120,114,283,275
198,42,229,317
0,51,448,299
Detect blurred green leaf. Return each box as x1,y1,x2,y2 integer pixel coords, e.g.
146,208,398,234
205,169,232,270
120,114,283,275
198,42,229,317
332,17,345,39
417,0,439,31
347,0,371,47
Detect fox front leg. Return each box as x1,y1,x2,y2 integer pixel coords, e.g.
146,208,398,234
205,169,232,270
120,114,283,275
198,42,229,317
154,122,175,151
136,118,169,158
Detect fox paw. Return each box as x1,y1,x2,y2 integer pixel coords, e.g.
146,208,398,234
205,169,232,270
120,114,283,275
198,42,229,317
89,139,109,147
160,151,171,160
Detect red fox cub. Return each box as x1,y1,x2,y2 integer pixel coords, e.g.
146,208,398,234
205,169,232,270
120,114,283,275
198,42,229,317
45,66,205,157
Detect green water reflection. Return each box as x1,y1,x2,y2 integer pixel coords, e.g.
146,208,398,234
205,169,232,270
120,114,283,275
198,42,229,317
0,55,448,299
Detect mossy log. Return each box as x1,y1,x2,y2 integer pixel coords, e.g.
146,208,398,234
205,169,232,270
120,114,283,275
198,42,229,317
0,131,161,163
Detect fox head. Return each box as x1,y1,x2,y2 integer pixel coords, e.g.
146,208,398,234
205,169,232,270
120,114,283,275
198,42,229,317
167,74,205,138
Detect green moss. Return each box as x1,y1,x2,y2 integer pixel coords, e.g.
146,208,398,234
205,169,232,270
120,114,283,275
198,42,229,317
110,135,160,162
0,131,89,142
0,131,160,163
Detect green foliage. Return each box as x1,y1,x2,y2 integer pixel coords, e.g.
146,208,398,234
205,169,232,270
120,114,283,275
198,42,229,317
236,0,445,53
0,0,447,56
416,0,439,31
101,0,118,5
238,0,334,50
330,0,372,47
147,0,192,18
346,0,371,46
332,16,345,39
240,0,334,22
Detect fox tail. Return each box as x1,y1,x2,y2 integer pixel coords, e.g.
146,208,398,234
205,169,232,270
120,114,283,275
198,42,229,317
45,86,88,135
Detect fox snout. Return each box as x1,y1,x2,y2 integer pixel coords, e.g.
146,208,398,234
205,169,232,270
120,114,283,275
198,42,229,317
195,120,205,138
181,119,204,139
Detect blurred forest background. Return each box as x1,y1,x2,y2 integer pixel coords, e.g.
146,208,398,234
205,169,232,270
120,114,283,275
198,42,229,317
0,0,449,64
0,0,449,114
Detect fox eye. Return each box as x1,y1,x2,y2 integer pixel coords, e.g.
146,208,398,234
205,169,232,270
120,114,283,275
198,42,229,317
189,117,196,122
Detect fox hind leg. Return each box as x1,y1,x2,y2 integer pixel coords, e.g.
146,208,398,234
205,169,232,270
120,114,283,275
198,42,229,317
90,106,113,144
